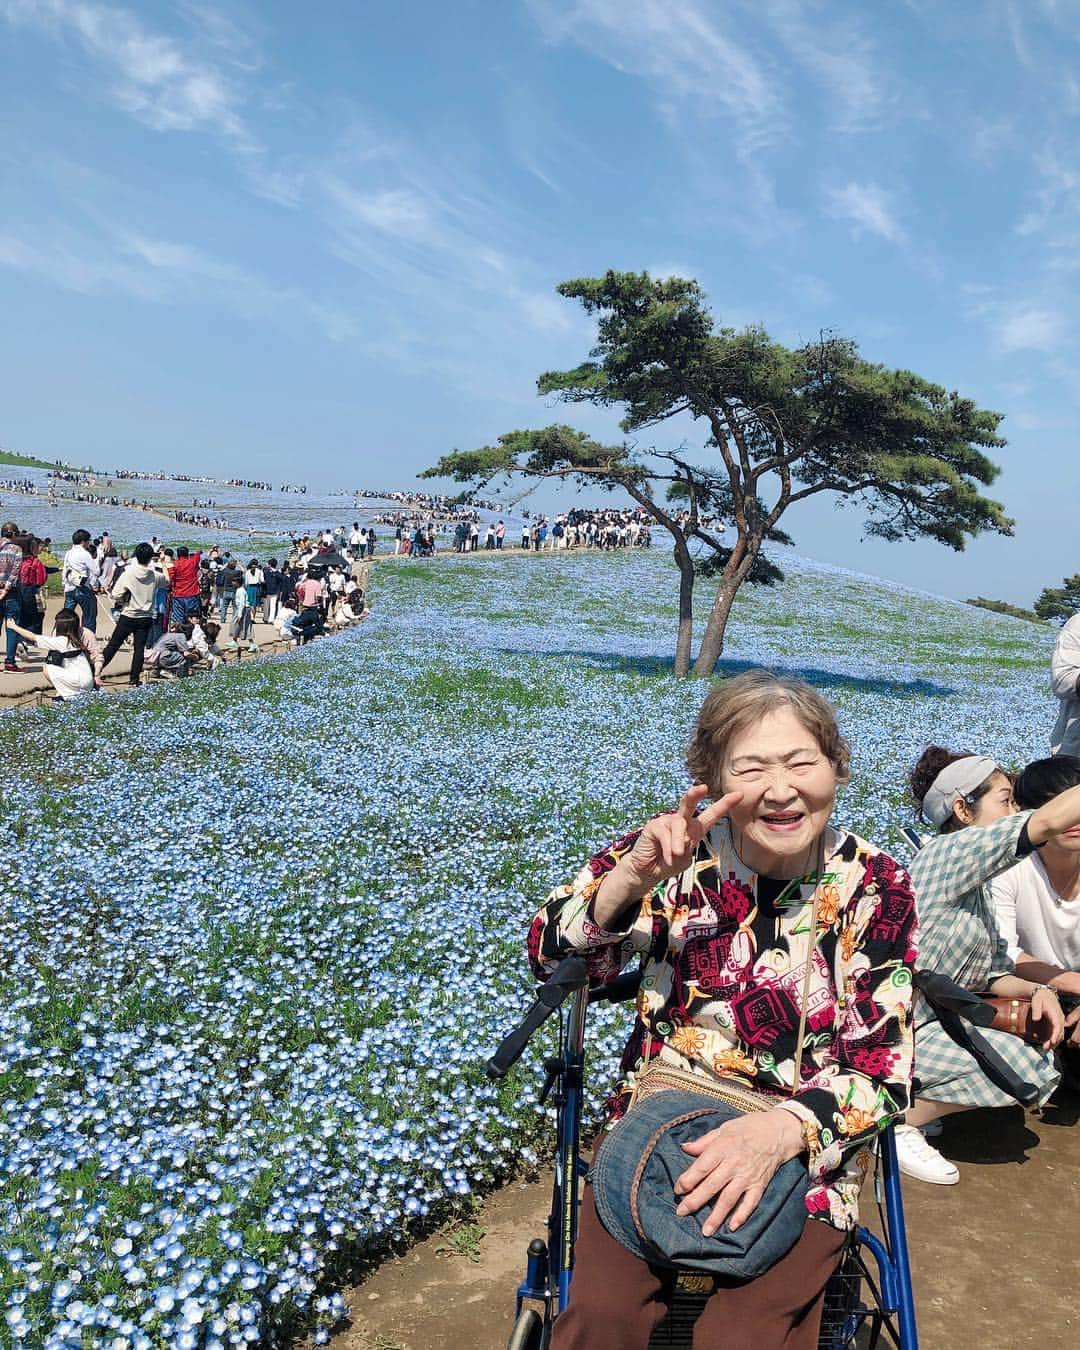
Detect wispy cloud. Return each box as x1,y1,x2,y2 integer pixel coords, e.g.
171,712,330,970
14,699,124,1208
527,0,785,149
823,181,906,244
993,303,1067,353
0,0,255,144
0,220,358,340
755,0,897,135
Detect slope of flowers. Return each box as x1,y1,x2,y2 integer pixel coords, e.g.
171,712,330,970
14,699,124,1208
0,548,1057,1347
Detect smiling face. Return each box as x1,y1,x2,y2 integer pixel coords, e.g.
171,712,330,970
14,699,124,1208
719,705,838,879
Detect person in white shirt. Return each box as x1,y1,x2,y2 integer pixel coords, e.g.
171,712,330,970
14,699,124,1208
989,757,1080,1044
276,603,299,641
62,529,102,633
1050,614,1080,760
188,618,224,670
7,609,101,700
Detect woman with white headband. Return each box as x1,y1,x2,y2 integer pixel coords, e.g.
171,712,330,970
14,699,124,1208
899,746,1077,1185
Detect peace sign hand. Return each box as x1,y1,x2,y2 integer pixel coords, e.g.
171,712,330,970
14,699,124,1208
623,784,744,888
592,784,743,930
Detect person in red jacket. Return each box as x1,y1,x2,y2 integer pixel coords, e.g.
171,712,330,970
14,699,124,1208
169,546,202,622
18,537,48,636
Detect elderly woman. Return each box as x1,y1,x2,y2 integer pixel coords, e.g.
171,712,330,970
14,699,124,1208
902,746,1076,1186
528,671,917,1350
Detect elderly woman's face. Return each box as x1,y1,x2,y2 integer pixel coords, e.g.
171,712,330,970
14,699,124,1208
720,706,838,876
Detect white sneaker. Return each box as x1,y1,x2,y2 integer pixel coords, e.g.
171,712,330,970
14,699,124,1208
894,1124,959,1185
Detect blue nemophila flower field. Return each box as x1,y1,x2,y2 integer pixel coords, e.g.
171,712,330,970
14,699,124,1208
0,548,1056,1347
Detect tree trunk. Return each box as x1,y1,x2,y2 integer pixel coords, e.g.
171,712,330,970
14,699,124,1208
690,536,761,677
673,539,696,677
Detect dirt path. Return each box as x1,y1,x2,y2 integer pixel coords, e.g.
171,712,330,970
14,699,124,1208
330,1090,1080,1350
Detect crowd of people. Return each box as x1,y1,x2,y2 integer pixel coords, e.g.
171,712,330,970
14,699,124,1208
0,522,370,701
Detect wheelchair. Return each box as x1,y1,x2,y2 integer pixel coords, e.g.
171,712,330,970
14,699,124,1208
488,957,996,1350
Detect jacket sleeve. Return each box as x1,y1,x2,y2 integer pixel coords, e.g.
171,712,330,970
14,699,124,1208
910,810,1031,906
775,851,917,1182
526,826,659,986
1051,616,1080,701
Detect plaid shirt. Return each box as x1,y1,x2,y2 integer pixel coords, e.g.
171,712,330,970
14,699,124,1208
908,811,1028,997
0,540,22,596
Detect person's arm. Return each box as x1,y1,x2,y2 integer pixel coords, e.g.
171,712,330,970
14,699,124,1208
5,618,34,641
82,630,104,683
528,787,742,986
1026,783,1080,846
910,811,1033,912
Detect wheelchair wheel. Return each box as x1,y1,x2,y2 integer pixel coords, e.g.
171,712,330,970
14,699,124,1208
507,1306,544,1350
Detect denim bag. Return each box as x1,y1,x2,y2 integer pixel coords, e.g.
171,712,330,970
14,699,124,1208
590,1087,810,1277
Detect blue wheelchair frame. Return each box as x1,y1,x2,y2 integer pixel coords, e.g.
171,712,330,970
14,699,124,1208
489,957,923,1350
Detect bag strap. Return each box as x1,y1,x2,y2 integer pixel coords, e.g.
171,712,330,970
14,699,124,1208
790,840,825,1093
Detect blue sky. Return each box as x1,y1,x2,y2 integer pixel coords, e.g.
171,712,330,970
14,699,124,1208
1,0,1078,605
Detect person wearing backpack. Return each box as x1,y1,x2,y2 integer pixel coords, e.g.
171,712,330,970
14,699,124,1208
61,528,102,632
17,537,47,638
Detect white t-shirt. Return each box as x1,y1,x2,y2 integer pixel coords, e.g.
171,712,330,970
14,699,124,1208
62,544,101,593
988,853,1080,971
38,635,95,699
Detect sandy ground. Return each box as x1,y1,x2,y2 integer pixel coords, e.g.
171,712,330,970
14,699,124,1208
0,591,307,707
329,1089,1080,1350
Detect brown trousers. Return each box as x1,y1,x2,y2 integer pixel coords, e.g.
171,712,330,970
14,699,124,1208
550,1185,845,1350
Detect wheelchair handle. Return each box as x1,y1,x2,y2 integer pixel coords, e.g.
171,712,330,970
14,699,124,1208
486,957,590,1079
589,969,642,1004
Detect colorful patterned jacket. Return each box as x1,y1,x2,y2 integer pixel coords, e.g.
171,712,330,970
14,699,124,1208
528,817,918,1229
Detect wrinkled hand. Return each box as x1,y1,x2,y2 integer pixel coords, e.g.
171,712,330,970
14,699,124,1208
1031,987,1064,1049
621,784,744,891
673,1110,804,1236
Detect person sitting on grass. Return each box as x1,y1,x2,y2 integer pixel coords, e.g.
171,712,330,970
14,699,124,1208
6,609,103,701
900,746,1076,1187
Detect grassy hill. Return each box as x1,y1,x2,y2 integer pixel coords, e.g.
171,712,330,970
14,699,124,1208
0,548,1057,1345
0,448,71,471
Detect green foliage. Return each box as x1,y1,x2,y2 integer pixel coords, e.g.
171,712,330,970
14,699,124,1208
1033,573,1080,624
422,268,1014,674
420,424,645,493
434,1220,486,1263
0,449,75,471
967,596,1044,625
539,270,1011,552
